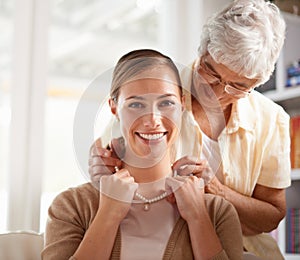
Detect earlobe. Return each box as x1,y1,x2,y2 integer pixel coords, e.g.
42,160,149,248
181,95,186,110
109,98,117,115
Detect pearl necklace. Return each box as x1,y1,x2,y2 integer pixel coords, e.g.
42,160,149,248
135,191,168,211
114,166,169,211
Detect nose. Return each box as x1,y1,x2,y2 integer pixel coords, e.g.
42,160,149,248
143,112,162,128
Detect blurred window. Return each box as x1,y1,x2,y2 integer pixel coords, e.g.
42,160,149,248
0,0,14,232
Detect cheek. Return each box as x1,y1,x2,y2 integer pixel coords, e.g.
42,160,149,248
163,109,183,135
210,84,224,97
165,107,183,127
118,110,140,139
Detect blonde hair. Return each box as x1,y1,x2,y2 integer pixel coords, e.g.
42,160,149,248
110,49,182,102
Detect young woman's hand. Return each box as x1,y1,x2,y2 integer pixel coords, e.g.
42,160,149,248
99,169,138,222
166,176,206,222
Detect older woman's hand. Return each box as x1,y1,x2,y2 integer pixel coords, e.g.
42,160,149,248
166,176,206,222
172,156,214,184
89,138,123,183
204,176,226,197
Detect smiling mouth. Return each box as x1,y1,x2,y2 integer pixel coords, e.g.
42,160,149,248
137,132,167,141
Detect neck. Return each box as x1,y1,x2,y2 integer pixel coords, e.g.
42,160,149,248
192,97,232,140
123,153,172,183
192,96,232,120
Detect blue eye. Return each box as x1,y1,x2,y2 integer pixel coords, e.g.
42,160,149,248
158,100,176,108
128,102,145,109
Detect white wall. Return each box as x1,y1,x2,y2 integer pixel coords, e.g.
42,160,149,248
159,0,231,65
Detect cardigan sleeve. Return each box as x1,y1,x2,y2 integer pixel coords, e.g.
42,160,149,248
42,184,99,260
206,194,243,260
167,195,243,260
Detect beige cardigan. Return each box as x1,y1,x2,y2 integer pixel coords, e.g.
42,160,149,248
42,183,243,260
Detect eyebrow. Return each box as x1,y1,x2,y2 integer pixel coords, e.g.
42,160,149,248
125,93,178,101
204,59,249,89
203,59,221,78
125,96,144,101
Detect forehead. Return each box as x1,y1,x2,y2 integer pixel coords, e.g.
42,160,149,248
119,78,181,97
205,54,258,87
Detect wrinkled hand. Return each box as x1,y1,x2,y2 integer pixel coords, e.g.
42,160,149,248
172,156,215,184
89,137,123,184
204,175,226,198
99,169,138,221
166,176,206,222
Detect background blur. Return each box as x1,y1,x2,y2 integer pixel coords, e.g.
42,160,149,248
0,0,231,232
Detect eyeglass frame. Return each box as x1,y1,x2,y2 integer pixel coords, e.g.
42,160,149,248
198,56,254,98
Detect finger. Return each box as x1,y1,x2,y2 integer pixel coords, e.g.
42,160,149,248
190,177,205,191
174,175,202,186
89,173,101,184
90,144,106,156
90,155,122,168
114,169,136,183
95,137,102,148
111,137,125,159
114,169,130,178
91,145,112,157
176,164,209,177
90,138,105,156
165,176,186,193
166,193,176,204
201,167,216,184
90,165,115,175
89,138,101,154
188,175,205,189
88,165,114,186
198,178,205,189
172,156,198,170
172,156,207,171
100,174,138,203
89,156,105,166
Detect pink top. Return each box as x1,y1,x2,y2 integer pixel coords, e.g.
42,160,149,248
120,177,180,260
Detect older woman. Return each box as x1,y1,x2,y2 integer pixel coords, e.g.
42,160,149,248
42,49,243,260
89,1,291,259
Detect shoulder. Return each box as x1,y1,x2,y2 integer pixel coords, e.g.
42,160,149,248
49,183,99,217
236,91,290,131
250,92,290,133
52,183,98,203
43,183,99,259
249,91,289,120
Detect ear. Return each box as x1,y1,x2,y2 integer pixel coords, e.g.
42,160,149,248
181,95,186,111
109,98,118,116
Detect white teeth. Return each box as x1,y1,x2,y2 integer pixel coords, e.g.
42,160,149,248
139,133,164,140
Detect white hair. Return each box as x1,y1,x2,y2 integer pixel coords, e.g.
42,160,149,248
198,0,286,86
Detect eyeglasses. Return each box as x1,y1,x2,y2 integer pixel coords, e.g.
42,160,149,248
198,57,253,99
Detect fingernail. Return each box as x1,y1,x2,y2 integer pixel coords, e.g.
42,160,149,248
173,170,177,177
102,151,109,157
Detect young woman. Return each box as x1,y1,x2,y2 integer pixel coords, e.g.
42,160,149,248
42,49,243,260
